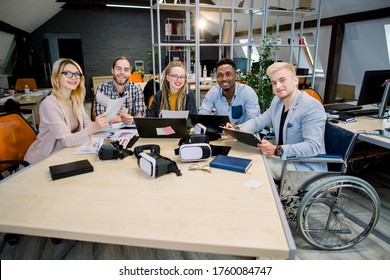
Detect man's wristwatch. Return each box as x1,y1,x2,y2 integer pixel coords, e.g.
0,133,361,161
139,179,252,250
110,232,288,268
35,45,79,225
275,145,284,157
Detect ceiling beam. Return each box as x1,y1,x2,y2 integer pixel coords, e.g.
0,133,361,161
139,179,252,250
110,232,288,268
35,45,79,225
0,20,30,37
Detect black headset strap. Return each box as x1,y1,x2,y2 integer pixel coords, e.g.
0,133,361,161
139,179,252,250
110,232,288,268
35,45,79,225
160,155,182,176
119,149,134,159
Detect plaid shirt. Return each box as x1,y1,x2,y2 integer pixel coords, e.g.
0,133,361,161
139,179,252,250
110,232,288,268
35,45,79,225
95,80,146,117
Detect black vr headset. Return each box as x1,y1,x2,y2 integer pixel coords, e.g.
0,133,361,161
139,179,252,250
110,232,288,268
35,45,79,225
134,144,181,178
98,139,133,160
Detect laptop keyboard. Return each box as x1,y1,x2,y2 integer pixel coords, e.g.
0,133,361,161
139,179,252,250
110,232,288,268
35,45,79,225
344,109,379,116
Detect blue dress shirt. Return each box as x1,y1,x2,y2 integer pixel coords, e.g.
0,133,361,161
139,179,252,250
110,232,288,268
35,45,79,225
198,83,260,125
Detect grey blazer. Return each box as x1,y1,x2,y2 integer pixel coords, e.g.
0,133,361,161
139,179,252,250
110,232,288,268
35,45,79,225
240,90,327,172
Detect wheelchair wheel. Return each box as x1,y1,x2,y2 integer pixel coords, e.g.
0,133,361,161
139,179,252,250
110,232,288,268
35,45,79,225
297,175,380,250
300,173,338,192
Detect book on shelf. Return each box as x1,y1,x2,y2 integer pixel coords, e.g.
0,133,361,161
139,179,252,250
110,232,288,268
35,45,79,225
165,23,173,36
209,154,253,173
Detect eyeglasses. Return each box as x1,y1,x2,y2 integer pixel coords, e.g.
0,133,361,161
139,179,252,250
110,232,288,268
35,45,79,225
169,74,187,81
62,71,83,79
188,164,211,173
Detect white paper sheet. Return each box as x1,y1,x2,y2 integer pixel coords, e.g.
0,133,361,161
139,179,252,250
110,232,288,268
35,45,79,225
106,96,126,121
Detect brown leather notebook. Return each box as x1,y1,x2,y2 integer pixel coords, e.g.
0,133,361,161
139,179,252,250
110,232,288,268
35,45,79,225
49,159,94,180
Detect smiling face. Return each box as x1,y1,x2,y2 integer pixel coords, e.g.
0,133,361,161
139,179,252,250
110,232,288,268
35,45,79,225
216,64,237,92
59,64,81,91
112,59,131,86
270,68,298,100
166,66,186,93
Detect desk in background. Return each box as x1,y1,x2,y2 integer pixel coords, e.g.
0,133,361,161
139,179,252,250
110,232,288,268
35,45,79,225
0,136,295,259
336,115,390,149
0,89,50,126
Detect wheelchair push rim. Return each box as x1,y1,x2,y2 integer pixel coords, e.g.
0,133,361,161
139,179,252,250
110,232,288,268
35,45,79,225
297,175,380,250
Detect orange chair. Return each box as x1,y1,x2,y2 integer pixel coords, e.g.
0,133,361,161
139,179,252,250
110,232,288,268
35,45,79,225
129,73,143,83
14,78,38,92
302,88,323,104
147,95,155,110
0,112,37,179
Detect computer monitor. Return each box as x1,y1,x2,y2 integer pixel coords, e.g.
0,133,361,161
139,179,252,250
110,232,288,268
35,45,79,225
357,70,390,106
357,70,390,118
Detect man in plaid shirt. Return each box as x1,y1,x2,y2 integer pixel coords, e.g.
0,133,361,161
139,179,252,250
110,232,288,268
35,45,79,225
95,56,146,124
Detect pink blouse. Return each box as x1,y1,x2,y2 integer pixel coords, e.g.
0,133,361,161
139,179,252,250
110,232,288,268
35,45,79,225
24,94,93,164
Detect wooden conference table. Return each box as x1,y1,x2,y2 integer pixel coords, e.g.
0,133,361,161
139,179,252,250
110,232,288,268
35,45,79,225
0,135,295,259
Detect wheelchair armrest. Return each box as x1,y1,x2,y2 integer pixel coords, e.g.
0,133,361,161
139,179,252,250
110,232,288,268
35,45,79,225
285,154,345,164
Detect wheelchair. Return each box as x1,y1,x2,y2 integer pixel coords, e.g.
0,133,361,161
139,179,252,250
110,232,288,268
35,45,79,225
278,121,381,250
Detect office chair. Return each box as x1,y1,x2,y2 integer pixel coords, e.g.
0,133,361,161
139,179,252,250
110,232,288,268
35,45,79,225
0,112,37,179
143,78,160,108
129,73,143,83
147,95,155,110
14,78,38,92
302,88,323,104
279,121,380,250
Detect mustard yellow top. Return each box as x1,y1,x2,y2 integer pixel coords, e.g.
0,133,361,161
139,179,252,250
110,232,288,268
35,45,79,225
169,92,178,111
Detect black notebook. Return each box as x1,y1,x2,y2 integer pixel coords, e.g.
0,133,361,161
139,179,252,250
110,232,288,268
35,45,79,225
49,159,94,180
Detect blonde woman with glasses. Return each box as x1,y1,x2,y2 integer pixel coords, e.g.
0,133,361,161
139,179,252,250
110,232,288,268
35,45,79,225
147,61,197,117
24,58,108,164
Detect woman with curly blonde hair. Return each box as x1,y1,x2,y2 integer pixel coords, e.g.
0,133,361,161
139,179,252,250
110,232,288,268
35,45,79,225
24,58,108,164
147,61,196,117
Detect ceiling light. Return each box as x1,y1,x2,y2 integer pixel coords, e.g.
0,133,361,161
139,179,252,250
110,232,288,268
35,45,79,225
199,19,206,29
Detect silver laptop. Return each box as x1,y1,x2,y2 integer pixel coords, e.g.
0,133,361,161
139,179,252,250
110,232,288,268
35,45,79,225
134,117,189,138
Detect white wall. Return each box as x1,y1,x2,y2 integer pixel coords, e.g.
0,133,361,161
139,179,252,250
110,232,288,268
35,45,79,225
339,18,390,100
233,26,332,98
234,17,390,100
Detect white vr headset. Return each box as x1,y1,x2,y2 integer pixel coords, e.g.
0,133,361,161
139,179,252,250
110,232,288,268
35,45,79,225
135,145,182,178
137,152,170,178
178,143,212,162
174,134,212,162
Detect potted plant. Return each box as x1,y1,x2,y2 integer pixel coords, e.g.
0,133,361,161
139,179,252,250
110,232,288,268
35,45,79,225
146,47,159,74
243,25,279,112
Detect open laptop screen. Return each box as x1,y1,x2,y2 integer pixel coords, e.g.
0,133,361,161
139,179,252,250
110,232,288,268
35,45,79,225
134,118,189,138
189,114,229,132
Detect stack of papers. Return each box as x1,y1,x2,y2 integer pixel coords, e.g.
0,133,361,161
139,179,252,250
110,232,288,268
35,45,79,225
104,130,136,148
75,129,136,154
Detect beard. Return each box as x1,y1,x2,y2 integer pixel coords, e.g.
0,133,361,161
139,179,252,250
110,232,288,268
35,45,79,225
113,75,128,86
